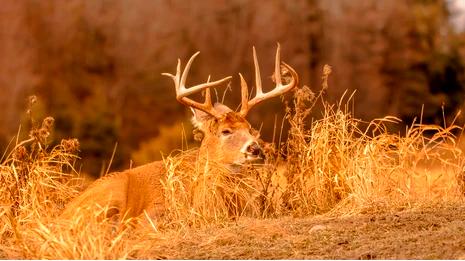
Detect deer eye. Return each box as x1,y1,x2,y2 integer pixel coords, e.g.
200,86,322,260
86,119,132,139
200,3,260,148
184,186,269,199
221,128,233,136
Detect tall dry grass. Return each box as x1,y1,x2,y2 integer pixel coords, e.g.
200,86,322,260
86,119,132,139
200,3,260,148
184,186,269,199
257,65,465,216
161,150,261,229
0,99,157,259
0,111,82,258
279,91,464,216
1,74,465,258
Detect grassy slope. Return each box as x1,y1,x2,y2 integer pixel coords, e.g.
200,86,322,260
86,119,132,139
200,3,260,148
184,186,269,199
145,203,465,259
1,88,465,259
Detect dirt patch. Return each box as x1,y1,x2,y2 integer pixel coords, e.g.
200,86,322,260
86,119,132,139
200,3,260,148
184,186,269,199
146,204,465,259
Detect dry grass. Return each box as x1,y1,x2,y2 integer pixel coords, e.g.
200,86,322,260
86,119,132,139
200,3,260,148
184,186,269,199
161,150,261,229
282,97,463,216
1,79,465,258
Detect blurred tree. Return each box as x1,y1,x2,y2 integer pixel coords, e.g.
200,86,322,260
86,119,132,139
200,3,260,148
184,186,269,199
313,0,399,119
306,0,325,90
384,0,465,125
1,0,464,175
77,89,122,176
16,0,310,176
0,1,36,147
24,0,121,175
315,0,465,126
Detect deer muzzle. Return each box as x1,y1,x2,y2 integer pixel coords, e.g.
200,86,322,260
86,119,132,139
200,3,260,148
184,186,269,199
242,141,265,162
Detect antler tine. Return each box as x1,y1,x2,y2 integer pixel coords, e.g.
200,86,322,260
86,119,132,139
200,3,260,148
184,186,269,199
239,43,299,117
253,46,263,97
274,44,282,88
239,73,249,115
162,52,232,118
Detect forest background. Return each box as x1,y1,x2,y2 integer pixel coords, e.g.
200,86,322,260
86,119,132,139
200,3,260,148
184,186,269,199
1,0,465,176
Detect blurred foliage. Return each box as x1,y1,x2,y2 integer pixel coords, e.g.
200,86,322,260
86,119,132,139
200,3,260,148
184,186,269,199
396,0,465,125
0,0,464,176
131,121,193,166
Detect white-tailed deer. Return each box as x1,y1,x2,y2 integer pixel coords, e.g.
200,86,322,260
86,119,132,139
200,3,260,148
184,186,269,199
61,44,298,220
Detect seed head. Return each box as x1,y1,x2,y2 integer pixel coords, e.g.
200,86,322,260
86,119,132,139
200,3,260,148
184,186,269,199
12,146,28,161
61,138,80,153
41,117,55,131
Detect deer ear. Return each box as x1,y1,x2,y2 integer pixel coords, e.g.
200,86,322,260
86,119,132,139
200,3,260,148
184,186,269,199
191,103,235,132
190,108,212,131
190,103,233,130
212,103,233,115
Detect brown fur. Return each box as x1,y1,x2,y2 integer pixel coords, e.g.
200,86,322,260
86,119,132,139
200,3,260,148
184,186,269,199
61,111,262,221
61,45,297,221
61,161,166,219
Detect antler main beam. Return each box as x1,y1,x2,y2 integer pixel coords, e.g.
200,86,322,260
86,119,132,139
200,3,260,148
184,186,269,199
239,44,299,117
162,52,232,119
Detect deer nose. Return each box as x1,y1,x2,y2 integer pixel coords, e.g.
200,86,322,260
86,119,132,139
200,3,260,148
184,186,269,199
246,142,264,158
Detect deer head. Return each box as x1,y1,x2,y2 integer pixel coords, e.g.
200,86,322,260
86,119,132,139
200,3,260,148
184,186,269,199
163,44,298,169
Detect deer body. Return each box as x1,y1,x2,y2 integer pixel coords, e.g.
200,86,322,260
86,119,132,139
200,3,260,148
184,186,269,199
62,161,166,219
62,45,298,220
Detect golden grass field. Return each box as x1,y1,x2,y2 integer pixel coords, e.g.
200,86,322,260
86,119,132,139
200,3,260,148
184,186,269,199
1,82,465,259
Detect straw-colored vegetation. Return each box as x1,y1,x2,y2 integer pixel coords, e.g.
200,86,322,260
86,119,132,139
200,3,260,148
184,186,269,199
1,78,464,259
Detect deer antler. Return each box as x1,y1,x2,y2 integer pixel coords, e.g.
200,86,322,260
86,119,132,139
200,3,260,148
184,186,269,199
238,44,298,117
162,52,232,119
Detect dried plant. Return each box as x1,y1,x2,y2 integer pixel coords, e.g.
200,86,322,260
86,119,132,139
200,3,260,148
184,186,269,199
1,76,465,258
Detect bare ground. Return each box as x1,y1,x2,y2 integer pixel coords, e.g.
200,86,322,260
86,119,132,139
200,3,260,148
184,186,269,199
146,204,465,259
